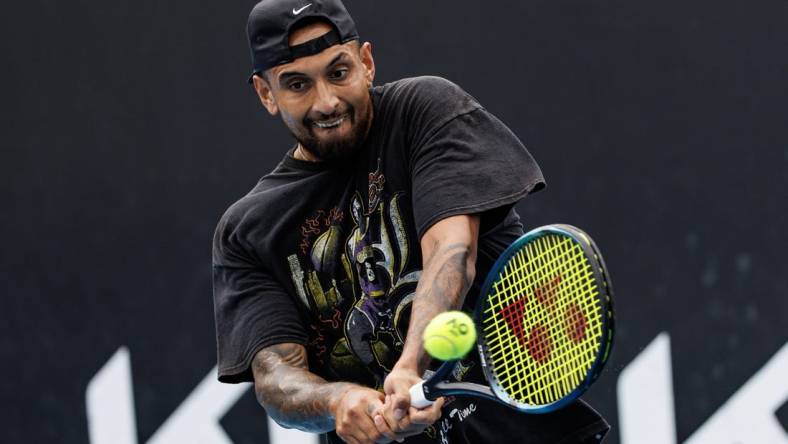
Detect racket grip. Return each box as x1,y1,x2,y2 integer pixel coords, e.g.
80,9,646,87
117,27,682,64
409,380,434,408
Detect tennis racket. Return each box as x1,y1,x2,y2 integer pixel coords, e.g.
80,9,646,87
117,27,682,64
409,224,614,413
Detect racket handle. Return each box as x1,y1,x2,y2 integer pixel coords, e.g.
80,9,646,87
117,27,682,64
409,380,434,408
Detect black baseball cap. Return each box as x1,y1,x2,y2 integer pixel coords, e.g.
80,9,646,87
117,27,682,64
246,0,359,82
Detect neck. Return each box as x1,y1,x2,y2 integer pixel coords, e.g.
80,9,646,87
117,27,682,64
294,144,319,162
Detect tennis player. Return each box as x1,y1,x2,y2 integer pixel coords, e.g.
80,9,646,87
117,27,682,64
212,0,610,442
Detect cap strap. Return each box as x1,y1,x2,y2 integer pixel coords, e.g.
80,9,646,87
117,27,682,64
289,29,341,59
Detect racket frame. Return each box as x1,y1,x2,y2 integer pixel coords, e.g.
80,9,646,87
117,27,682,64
413,224,615,413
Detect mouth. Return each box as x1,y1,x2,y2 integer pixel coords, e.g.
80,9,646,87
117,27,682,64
312,115,347,129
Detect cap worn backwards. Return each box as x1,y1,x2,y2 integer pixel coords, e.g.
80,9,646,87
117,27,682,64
246,0,359,82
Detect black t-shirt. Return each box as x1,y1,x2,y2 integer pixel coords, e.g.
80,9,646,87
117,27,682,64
213,76,609,443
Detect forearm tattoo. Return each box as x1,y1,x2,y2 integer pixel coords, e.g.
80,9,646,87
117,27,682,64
252,343,351,433
402,241,476,371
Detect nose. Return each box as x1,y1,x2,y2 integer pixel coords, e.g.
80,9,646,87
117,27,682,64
311,79,340,116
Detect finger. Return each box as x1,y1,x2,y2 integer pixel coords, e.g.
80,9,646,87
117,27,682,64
339,411,382,444
367,398,396,442
357,413,388,444
377,396,407,437
367,397,385,418
383,389,417,433
374,413,403,443
383,408,412,435
381,408,411,434
388,392,410,421
408,397,445,425
338,433,360,444
408,406,442,425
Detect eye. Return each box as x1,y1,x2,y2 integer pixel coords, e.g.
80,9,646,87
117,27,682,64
288,80,308,91
329,68,349,81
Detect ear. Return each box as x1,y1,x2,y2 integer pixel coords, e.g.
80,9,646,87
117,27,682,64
252,74,279,115
359,42,376,86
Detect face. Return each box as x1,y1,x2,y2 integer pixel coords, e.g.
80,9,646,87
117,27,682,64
253,22,376,162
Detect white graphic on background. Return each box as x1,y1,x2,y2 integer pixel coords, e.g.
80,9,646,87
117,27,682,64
618,333,677,444
685,341,788,443
86,347,318,444
618,333,788,444
86,347,138,444
87,338,788,444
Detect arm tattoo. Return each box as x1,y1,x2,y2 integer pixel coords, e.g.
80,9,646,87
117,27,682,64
432,249,474,303
401,240,477,371
252,343,351,433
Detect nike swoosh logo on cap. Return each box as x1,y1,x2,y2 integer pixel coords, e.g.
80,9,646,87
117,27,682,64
293,3,312,15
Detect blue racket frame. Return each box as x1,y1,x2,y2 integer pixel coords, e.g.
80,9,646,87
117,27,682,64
418,224,615,413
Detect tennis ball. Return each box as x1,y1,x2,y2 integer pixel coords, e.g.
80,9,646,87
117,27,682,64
423,311,477,361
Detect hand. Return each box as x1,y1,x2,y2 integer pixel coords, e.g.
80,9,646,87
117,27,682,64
378,367,444,438
332,385,400,444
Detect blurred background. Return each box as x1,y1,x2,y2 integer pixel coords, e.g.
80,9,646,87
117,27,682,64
2,0,787,443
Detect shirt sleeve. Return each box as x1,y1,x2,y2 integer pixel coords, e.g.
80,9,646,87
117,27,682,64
212,210,308,384
408,82,545,237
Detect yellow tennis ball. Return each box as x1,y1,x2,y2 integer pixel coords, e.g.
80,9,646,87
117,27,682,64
423,311,477,361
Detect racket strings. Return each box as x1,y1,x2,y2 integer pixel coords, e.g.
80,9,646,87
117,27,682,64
519,235,602,403
536,236,601,398
523,236,602,403
484,238,578,375
487,239,595,404
481,233,604,407
512,236,598,403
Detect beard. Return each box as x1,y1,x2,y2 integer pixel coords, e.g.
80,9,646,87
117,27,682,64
289,101,373,162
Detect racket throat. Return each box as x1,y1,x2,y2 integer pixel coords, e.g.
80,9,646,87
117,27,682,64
410,379,498,408
432,381,497,402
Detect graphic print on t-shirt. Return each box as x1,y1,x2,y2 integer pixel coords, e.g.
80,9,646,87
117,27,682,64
286,160,421,387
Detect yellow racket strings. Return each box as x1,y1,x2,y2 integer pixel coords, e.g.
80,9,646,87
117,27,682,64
481,234,603,406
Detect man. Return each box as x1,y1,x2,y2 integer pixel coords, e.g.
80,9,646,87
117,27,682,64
212,0,610,442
